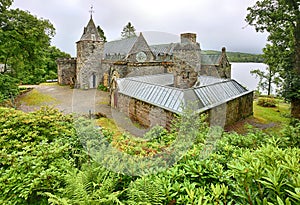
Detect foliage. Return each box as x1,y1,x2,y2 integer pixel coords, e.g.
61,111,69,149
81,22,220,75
126,176,165,205
0,73,19,103
121,22,137,39
1,106,300,204
0,5,70,84
257,97,278,107
0,0,13,13
97,84,108,92
251,65,282,96
228,142,300,204
97,25,107,42
0,107,85,205
246,0,300,118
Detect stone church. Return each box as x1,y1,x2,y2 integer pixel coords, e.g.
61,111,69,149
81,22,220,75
57,16,253,128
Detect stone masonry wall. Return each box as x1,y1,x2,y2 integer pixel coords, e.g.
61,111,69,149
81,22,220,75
117,91,253,130
117,94,174,129
57,58,76,85
76,40,104,89
209,92,253,127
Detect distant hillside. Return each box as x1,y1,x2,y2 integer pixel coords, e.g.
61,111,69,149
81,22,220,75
202,50,264,63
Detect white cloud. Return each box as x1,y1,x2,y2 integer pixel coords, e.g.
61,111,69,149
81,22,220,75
11,0,268,56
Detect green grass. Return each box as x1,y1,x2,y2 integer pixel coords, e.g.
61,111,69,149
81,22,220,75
97,117,124,137
20,89,58,106
226,98,291,134
254,99,290,123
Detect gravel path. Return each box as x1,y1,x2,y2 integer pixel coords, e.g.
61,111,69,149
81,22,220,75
18,84,112,117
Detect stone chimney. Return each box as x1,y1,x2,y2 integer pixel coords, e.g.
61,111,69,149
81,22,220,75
181,33,197,44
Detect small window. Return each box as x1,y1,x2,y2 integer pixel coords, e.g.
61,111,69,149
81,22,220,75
91,34,96,41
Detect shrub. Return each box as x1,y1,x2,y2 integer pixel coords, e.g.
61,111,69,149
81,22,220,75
97,84,108,92
257,97,277,107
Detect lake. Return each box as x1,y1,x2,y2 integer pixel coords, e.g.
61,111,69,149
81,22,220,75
231,62,268,93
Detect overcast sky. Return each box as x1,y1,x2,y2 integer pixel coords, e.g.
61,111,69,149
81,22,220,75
11,0,268,56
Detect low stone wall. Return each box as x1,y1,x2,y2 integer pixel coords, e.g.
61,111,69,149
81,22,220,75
208,92,253,127
116,91,253,130
117,94,174,129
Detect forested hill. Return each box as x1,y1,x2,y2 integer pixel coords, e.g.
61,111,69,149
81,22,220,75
202,50,264,63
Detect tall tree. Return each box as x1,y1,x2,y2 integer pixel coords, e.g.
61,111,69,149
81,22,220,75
0,0,13,13
0,8,57,84
97,25,107,42
121,22,137,39
246,0,300,119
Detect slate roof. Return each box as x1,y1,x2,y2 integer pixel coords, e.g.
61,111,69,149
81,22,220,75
80,17,102,41
150,44,175,56
117,74,251,114
104,36,138,56
201,54,221,65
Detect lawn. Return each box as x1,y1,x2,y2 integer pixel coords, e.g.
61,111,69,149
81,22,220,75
19,89,58,106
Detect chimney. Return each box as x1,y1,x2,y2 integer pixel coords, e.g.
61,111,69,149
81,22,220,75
181,33,197,44
222,47,226,53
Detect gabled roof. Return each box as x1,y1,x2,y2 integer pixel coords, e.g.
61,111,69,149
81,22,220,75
116,74,251,114
150,44,175,56
201,54,221,65
79,17,102,41
104,36,138,55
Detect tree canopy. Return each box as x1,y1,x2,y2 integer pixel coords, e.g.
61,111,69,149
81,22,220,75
121,22,137,39
246,0,300,119
0,3,70,84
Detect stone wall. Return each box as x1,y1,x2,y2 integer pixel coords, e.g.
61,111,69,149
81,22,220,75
208,91,253,127
117,93,174,129
200,64,231,79
57,58,76,85
116,91,253,130
76,40,104,89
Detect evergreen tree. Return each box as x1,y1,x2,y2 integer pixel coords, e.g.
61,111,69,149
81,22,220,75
121,22,137,39
97,25,107,42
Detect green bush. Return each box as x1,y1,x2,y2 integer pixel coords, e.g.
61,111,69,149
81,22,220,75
257,97,277,107
0,74,19,103
0,107,85,205
97,84,108,92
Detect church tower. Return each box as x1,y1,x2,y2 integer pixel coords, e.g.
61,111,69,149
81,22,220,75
76,10,104,89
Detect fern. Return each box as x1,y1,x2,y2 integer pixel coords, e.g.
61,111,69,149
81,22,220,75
63,162,124,204
126,176,165,205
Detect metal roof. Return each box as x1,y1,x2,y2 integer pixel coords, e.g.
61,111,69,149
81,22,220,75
117,74,251,114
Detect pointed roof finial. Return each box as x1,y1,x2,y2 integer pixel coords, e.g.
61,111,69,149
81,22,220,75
89,5,95,18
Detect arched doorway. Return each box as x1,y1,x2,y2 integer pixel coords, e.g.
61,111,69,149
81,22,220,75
89,73,96,89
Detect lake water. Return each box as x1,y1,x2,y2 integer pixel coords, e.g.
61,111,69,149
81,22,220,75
231,62,268,92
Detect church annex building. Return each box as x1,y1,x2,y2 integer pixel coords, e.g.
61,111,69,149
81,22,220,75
57,16,253,129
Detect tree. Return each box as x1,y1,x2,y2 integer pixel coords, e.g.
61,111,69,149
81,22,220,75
0,73,19,104
0,0,13,13
97,25,107,42
121,22,137,39
44,46,70,80
246,0,300,119
251,44,283,95
0,8,56,84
